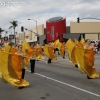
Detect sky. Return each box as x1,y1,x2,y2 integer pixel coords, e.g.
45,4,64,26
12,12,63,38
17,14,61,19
0,0,100,36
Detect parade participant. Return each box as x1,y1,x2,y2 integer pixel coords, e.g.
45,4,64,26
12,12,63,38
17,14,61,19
15,45,29,89
48,42,57,63
47,43,53,64
1,45,5,51
33,43,44,60
84,39,96,51
0,44,28,87
30,43,36,73
43,42,57,64
59,42,66,59
97,41,100,53
75,39,100,79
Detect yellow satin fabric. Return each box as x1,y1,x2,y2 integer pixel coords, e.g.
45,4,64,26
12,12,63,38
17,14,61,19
65,39,76,64
48,46,57,60
22,40,30,52
43,45,50,58
24,47,34,68
54,39,60,47
59,43,66,58
80,38,85,44
74,39,79,44
75,47,100,78
8,47,20,79
0,45,29,87
37,47,44,59
33,47,44,60
0,45,20,86
10,53,22,80
44,45,57,60
22,40,34,68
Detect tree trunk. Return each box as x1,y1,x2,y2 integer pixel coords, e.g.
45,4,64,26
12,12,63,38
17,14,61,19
0,33,1,44
14,27,16,44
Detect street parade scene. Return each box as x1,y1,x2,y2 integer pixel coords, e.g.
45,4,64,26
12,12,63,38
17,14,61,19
0,0,100,100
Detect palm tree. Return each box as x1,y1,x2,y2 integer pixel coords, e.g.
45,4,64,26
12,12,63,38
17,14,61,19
0,28,4,45
9,21,18,44
0,27,4,39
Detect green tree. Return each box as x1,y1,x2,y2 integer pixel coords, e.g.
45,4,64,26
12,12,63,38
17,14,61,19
9,21,18,44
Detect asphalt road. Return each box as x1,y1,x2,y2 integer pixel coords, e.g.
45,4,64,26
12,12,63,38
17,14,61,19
0,53,100,100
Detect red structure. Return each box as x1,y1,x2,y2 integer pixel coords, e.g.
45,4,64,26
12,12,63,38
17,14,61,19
46,17,66,42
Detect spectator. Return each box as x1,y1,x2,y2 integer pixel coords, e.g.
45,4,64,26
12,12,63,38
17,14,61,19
97,41,100,53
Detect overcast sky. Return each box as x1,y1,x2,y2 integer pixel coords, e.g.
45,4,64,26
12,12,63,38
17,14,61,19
0,0,100,36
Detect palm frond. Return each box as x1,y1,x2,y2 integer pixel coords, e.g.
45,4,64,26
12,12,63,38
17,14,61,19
9,26,13,29
10,20,18,28
0,27,5,34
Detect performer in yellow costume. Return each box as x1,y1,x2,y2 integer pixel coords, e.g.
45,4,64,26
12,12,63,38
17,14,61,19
44,42,57,64
15,45,29,89
33,43,44,60
75,39,100,79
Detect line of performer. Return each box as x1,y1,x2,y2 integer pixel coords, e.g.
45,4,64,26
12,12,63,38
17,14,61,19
0,38,100,89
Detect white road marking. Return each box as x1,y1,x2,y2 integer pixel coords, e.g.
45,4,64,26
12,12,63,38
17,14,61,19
27,70,100,97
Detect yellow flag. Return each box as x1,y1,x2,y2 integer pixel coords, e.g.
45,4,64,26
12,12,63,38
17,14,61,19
33,47,44,60
21,41,34,68
9,48,22,79
21,40,30,52
43,45,50,59
65,39,76,64
74,39,79,44
75,47,100,78
0,46,30,87
54,39,60,47
24,47,34,67
57,42,62,50
58,42,66,58
44,45,57,60
80,38,85,44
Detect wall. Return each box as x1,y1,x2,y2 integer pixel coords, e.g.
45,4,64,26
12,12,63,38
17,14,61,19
70,22,100,33
17,24,44,43
85,34,98,40
70,22,100,40
25,24,44,42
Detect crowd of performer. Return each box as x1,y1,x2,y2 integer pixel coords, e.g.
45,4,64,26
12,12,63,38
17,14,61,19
0,38,100,89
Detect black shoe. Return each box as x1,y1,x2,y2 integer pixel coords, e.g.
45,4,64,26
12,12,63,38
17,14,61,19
19,86,24,89
31,71,35,73
87,75,92,79
75,64,78,68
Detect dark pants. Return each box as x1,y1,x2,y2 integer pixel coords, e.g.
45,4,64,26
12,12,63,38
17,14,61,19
63,51,65,59
75,64,78,68
22,69,25,79
19,69,25,89
48,58,51,63
54,49,56,53
30,60,35,73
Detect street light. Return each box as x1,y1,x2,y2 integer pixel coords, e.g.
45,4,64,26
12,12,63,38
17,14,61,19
28,19,38,34
77,17,100,23
28,18,39,42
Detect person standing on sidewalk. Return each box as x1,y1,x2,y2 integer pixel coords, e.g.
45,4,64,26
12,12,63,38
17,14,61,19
97,41,100,54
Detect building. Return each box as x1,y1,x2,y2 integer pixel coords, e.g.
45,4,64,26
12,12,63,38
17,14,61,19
17,24,45,45
17,17,100,45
